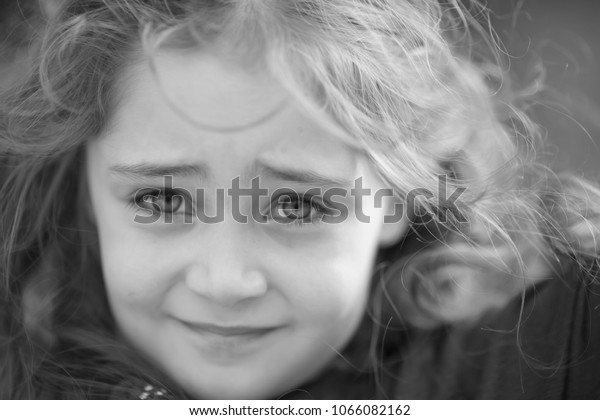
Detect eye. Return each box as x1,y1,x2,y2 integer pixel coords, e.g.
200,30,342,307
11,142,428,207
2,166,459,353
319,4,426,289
134,188,188,215
268,192,332,225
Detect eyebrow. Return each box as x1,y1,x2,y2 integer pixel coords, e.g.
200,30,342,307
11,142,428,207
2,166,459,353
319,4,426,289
257,164,353,188
109,163,207,179
109,161,353,188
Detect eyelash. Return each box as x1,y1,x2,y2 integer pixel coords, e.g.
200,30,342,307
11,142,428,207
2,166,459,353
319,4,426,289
266,192,334,226
132,188,192,216
129,188,334,227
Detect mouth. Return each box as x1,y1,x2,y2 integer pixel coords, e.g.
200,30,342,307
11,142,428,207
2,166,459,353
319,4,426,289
178,320,280,337
174,318,284,355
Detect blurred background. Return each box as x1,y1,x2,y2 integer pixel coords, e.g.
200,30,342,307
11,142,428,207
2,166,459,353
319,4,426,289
488,0,600,177
1,0,599,176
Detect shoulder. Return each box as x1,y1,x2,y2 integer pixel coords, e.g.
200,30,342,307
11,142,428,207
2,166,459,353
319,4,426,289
393,261,600,399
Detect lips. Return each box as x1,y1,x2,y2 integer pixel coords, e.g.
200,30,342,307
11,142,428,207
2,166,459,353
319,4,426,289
175,319,282,355
178,320,280,337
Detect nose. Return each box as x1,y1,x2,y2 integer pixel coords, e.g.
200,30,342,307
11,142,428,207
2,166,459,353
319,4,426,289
184,224,268,306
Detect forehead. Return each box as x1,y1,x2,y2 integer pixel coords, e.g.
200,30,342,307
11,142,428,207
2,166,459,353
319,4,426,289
98,50,359,177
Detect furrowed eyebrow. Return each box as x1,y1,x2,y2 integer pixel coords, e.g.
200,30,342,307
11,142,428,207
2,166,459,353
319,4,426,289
109,162,353,187
257,164,353,188
109,163,207,179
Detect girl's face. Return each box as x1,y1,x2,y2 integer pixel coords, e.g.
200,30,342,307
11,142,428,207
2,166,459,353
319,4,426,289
86,51,405,399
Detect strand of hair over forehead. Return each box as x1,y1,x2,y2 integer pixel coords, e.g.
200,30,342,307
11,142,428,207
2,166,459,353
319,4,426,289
255,1,512,216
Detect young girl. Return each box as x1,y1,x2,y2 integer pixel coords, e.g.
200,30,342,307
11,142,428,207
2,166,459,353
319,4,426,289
1,0,599,399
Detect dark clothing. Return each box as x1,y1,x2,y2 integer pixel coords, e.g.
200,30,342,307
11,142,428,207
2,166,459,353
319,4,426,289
392,263,600,399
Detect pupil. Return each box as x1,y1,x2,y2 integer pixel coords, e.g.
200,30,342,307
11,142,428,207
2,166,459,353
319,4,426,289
164,194,182,211
144,193,181,212
284,199,299,210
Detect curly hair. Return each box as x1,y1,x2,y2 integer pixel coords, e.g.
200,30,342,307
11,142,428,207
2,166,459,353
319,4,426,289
1,0,599,398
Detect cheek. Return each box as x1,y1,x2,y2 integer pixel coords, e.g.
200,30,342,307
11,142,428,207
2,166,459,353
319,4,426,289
100,240,163,306
95,215,181,309
279,222,382,325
